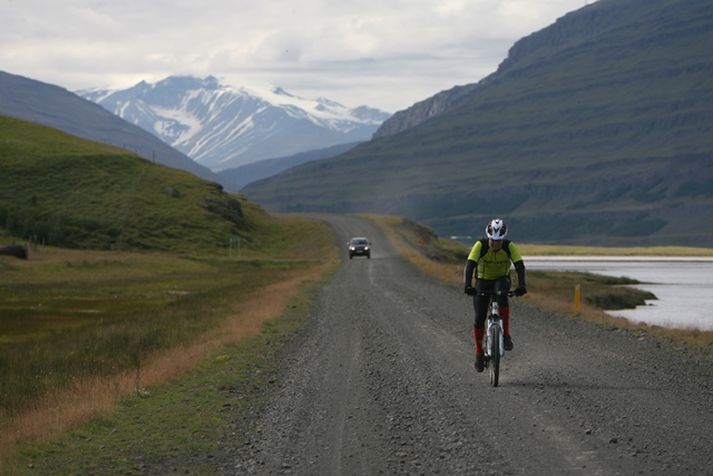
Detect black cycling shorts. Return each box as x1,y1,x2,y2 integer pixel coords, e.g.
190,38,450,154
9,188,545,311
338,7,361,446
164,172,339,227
472,276,511,328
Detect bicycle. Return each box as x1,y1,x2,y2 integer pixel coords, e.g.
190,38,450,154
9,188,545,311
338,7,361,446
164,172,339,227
478,290,517,387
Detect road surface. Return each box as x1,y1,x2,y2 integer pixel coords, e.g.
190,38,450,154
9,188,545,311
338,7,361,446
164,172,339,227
229,214,713,474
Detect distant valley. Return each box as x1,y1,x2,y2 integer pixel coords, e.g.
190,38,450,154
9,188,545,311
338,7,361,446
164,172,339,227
217,142,362,192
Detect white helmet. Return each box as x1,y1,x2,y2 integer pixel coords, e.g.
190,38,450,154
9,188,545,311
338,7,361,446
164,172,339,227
485,218,508,240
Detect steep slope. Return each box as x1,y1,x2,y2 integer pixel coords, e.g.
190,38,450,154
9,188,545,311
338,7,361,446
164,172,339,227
79,76,390,171
0,115,246,251
245,0,713,246
0,71,217,182
217,142,361,192
373,83,478,139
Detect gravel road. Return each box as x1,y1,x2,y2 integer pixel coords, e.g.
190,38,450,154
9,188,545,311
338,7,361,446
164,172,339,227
229,214,713,475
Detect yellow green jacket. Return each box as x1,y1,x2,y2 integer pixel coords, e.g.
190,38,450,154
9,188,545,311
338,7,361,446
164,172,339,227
466,239,525,281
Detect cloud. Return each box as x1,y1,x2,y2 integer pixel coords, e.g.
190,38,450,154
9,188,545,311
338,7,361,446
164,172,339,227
0,0,590,111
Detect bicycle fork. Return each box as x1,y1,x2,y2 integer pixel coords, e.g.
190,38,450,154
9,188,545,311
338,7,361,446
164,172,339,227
484,305,505,359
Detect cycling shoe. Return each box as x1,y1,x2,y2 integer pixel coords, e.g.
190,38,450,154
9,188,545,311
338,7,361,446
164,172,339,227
474,353,485,372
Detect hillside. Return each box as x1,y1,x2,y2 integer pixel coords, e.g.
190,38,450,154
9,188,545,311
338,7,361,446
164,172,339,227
0,71,217,182
372,83,478,139
244,0,713,246
78,76,390,171
0,115,251,252
217,142,361,192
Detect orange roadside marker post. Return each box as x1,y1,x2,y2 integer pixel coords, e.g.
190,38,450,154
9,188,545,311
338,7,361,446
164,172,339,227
574,283,581,314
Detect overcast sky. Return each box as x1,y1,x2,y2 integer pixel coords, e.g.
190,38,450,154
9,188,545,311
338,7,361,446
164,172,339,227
1,0,590,112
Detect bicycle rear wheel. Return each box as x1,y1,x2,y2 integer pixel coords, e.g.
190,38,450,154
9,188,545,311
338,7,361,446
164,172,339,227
489,325,500,387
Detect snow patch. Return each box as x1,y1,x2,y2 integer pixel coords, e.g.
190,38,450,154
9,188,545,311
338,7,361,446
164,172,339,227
77,75,390,171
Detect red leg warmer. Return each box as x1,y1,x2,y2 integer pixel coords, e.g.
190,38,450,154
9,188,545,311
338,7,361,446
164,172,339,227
501,306,510,336
473,327,484,355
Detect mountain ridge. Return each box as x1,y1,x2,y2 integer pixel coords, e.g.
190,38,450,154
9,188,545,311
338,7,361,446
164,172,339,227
373,83,479,139
0,71,217,182
244,0,713,246
78,76,390,171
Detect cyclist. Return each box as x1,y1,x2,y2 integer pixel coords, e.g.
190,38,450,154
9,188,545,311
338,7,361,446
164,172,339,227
464,218,527,372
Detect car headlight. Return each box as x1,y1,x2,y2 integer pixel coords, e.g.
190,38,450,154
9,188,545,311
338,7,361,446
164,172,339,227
364,247,369,251
349,246,355,250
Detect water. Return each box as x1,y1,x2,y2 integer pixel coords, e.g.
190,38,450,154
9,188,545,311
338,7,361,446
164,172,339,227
525,256,713,331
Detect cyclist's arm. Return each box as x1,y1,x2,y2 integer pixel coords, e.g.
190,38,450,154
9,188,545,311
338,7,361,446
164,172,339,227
464,241,483,290
514,260,526,288
508,242,527,288
464,259,477,289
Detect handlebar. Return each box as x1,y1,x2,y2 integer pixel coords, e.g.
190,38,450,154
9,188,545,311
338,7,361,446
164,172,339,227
465,286,526,297
476,290,517,298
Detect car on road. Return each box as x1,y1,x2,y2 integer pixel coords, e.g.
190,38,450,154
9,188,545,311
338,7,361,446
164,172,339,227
348,237,371,259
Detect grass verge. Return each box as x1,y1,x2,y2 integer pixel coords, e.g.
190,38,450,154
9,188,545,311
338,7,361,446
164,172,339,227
5,257,337,475
365,214,713,349
0,213,339,472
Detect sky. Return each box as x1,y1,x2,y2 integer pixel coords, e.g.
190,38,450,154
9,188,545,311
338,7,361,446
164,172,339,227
1,0,591,112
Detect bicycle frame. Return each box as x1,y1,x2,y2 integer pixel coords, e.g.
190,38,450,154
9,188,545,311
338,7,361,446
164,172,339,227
484,301,505,360
477,291,511,360
476,290,516,387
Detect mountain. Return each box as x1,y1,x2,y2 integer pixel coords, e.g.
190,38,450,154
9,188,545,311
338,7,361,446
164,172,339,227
373,83,479,139
0,71,217,182
0,115,247,251
78,76,390,172
244,0,713,246
217,142,361,192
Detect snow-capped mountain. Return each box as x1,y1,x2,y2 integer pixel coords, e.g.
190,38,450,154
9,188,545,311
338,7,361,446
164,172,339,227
78,76,390,171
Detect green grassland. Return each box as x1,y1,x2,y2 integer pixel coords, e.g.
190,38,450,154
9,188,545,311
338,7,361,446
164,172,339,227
0,115,247,252
6,263,327,475
0,213,333,418
0,115,336,429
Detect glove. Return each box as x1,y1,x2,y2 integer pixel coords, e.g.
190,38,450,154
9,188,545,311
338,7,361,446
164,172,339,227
464,286,476,296
514,286,527,296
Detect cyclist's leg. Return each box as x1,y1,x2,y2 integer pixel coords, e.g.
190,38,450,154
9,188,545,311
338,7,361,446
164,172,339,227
494,276,512,336
473,280,494,354
472,295,488,354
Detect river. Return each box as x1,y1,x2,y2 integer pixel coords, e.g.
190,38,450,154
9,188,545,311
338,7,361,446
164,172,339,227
525,257,713,331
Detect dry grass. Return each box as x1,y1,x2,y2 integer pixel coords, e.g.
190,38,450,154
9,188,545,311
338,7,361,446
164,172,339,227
525,286,713,347
366,215,713,350
0,240,338,465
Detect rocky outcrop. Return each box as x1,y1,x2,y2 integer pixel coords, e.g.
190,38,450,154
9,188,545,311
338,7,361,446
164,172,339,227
373,83,479,138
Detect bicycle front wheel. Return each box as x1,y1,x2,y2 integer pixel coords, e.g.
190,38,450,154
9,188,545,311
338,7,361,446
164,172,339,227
489,325,500,387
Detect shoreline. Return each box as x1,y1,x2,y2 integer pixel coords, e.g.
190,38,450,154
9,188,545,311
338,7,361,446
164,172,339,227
525,255,713,262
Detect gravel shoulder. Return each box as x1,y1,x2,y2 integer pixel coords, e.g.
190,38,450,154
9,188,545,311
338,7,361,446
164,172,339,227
228,214,713,475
